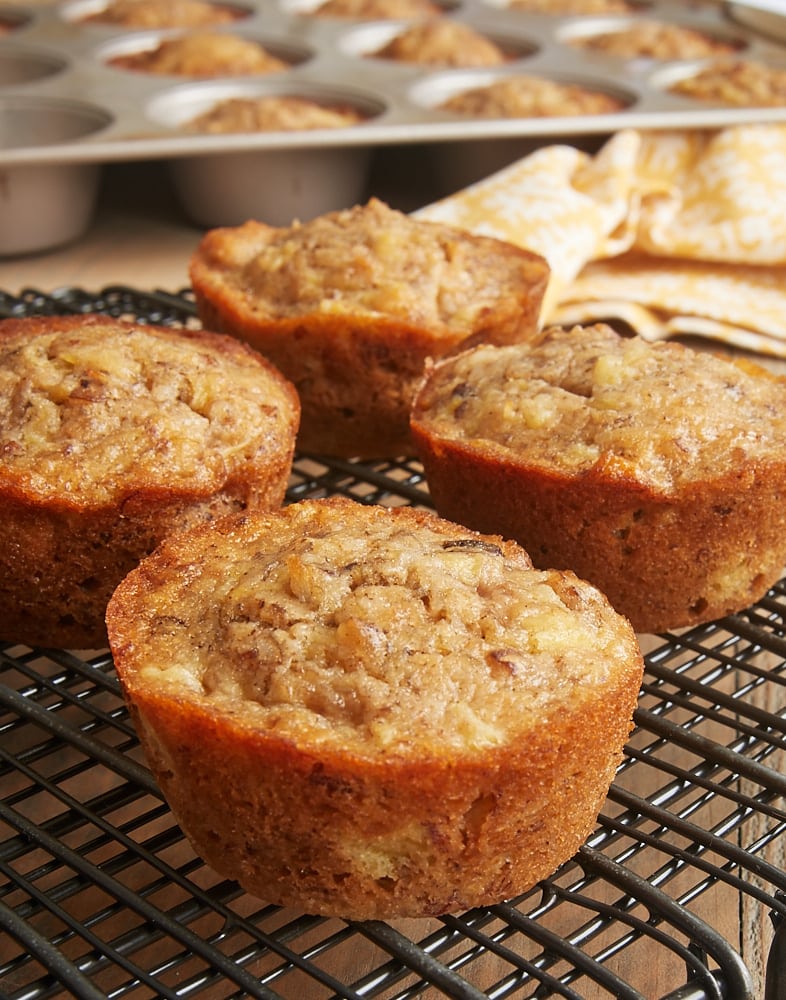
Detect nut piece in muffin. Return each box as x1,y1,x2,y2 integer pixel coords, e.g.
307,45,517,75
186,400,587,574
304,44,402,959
189,198,550,457
669,57,786,107
81,0,244,27
0,314,299,649
106,496,643,919
567,20,741,61
371,20,508,67
410,324,786,633
108,33,291,76
309,0,443,18
184,94,368,132
440,74,627,118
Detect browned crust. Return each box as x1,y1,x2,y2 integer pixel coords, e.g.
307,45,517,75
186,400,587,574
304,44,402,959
107,499,642,918
410,424,786,633
189,215,549,458
81,0,246,27
120,672,636,918
0,314,300,648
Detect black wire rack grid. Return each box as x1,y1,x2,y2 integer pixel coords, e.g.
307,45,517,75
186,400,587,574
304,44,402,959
0,286,785,1000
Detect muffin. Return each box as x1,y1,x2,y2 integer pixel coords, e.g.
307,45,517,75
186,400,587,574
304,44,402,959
108,33,291,76
189,198,549,457
81,0,244,27
309,0,443,18
410,324,786,633
0,314,299,649
371,20,508,67
184,94,368,133
669,57,786,107
440,74,627,118
106,496,643,919
506,0,639,13
567,20,741,60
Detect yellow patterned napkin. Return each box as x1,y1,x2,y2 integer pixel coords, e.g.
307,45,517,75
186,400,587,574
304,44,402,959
416,124,786,358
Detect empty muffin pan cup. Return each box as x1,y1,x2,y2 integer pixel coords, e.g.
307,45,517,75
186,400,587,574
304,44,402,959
0,95,111,255
2,0,786,252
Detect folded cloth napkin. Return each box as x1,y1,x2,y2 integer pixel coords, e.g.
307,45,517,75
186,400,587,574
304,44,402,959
416,124,786,358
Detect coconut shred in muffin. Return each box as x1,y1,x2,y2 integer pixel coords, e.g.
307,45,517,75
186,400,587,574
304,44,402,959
371,20,508,67
107,497,643,919
411,324,786,633
189,198,549,456
109,33,291,76
0,314,299,648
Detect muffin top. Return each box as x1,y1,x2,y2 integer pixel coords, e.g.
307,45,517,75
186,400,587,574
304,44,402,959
310,0,442,18
411,324,786,490
108,498,639,756
0,315,298,503
185,94,366,132
109,33,290,76
506,0,639,13
82,0,242,27
568,20,740,61
669,57,786,107
440,74,626,117
371,19,508,67
191,198,549,334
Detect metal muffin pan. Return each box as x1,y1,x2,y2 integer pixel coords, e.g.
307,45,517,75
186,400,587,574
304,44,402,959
2,0,786,252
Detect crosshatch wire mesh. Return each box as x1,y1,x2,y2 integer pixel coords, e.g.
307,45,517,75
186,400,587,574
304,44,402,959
0,286,785,1000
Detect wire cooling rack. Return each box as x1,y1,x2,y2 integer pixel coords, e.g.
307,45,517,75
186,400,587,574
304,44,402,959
1,286,785,1000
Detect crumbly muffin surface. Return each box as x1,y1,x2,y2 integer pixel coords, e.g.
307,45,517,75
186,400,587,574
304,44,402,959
507,0,638,13
669,58,786,107
414,324,786,491
216,198,537,330
372,20,507,66
311,0,442,18
0,317,296,503
185,95,366,132
122,499,634,755
569,20,740,60
83,0,241,27
441,74,626,117
110,33,290,76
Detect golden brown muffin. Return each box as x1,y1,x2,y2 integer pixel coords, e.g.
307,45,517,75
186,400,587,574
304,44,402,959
310,0,442,17
507,0,639,12
108,33,291,76
189,198,550,458
371,20,508,67
0,314,299,649
567,20,741,60
440,74,627,117
184,94,367,133
669,57,786,107
410,324,786,633
106,496,643,919
81,0,244,27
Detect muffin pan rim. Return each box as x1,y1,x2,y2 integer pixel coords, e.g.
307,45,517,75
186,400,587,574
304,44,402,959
3,0,786,167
